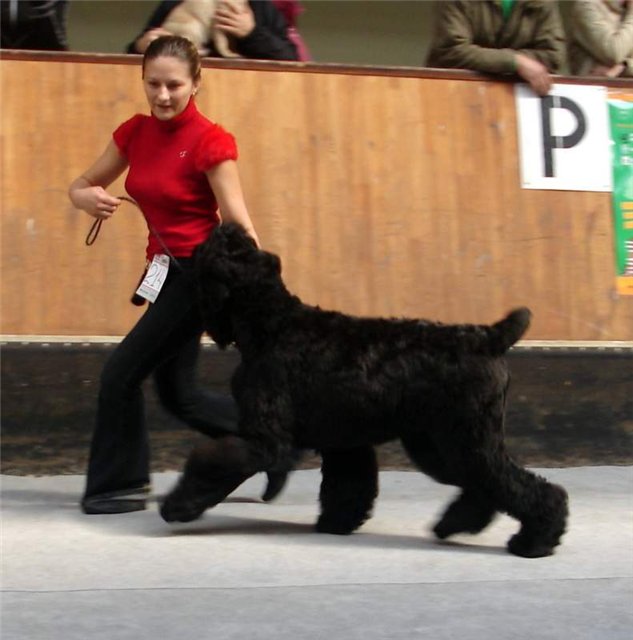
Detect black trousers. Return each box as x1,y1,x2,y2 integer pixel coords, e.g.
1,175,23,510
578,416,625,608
84,259,238,500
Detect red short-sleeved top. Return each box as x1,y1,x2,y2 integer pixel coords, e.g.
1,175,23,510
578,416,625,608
113,99,237,260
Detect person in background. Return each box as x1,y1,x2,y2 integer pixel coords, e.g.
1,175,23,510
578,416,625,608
271,0,311,61
425,0,566,96
567,0,633,77
68,35,286,514
126,0,298,61
0,0,68,50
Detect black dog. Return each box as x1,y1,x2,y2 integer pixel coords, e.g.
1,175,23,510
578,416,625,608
161,223,568,558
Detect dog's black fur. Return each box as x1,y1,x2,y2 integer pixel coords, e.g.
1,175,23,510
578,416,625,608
161,223,568,558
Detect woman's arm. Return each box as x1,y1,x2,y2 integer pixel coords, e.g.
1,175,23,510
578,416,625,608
68,140,129,220
206,160,260,246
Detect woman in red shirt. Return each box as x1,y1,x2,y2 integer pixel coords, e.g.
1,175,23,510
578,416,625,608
69,35,283,514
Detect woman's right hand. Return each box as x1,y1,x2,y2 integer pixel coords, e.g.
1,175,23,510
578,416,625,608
72,185,122,220
68,141,129,218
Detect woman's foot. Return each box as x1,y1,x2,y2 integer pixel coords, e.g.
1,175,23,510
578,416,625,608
81,485,150,514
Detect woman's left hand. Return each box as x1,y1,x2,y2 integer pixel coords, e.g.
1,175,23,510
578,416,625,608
206,160,260,247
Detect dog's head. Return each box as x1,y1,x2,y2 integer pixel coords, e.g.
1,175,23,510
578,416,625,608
196,222,282,287
193,223,282,346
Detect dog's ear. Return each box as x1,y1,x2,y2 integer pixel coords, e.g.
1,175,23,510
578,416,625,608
259,251,281,277
196,277,234,348
199,276,229,314
204,303,235,349
194,227,232,283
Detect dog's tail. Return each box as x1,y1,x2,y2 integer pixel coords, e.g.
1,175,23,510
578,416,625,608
487,307,532,355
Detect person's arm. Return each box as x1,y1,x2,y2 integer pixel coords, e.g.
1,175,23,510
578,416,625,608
215,0,298,61
427,1,562,96
427,1,564,75
514,2,566,73
206,160,260,246
68,141,128,220
125,0,181,54
426,2,518,74
514,54,553,96
571,0,633,69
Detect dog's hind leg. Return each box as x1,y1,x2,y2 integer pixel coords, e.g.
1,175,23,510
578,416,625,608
450,402,568,558
431,444,567,558
490,455,568,558
316,446,379,535
401,434,497,538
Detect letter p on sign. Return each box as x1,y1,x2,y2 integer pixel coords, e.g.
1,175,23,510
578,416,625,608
515,84,612,192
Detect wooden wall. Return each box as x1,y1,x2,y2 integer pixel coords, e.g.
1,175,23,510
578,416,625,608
1,53,632,340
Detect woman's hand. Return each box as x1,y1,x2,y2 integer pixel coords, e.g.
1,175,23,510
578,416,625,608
71,184,122,220
68,141,129,218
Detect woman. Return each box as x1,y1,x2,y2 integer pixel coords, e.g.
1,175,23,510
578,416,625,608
68,35,284,514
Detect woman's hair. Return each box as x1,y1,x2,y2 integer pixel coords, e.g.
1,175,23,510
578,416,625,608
143,35,202,82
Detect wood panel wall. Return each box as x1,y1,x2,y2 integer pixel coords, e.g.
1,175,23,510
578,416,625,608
1,54,632,340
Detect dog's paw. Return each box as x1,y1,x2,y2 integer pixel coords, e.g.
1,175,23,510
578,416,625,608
160,472,252,524
432,509,496,540
159,493,207,523
432,520,454,540
507,533,556,558
261,470,289,502
315,514,360,535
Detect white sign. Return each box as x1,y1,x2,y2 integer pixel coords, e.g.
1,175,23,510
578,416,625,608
515,84,612,192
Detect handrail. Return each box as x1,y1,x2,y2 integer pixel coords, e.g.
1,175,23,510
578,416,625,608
1,48,632,87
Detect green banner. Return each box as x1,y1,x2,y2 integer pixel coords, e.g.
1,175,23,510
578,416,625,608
608,93,633,296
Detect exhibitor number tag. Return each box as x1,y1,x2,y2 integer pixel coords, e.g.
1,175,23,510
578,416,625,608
135,254,169,303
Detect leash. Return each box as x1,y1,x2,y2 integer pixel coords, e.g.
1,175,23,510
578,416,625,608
84,195,184,271
84,195,137,247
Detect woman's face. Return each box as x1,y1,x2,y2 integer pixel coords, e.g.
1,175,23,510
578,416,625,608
143,55,200,120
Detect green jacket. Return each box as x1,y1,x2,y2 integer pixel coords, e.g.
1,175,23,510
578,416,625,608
426,0,566,75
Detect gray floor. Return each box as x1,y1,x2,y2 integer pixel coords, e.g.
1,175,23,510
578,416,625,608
2,467,632,640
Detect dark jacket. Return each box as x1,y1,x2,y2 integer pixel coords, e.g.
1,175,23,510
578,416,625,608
426,0,565,75
0,0,68,50
126,0,298,61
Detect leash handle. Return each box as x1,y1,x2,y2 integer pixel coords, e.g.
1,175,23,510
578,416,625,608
83,195,135,246
85,218,102,246
84,195,184,271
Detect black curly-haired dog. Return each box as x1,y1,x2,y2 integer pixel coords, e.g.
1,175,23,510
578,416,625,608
160,223,568,558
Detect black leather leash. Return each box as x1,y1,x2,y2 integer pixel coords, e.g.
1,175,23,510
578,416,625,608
84,195,183,271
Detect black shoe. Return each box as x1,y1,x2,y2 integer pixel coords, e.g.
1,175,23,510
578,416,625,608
81,485,150,514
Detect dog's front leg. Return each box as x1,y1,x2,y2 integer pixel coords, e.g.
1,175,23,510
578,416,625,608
160,435,255,523
316,446,379,535
234,365,298,485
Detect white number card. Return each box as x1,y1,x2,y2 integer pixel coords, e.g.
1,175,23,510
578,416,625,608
135,254,170,303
